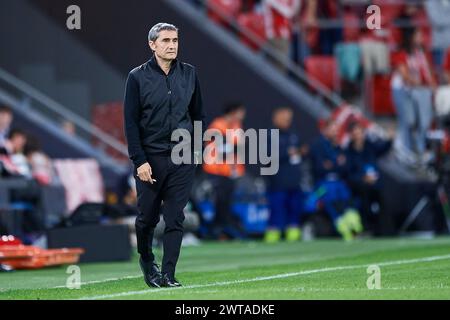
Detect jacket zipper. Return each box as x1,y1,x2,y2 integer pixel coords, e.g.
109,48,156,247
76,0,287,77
166,75,173,144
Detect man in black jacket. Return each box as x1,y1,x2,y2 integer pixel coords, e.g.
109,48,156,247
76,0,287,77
123,22,205,288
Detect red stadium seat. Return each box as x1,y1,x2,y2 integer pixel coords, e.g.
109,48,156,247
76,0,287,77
444,48,450,71
53,159,105,213
92,102,128,162
207,0,242,28
305,55,339,91
237,12,267,51
365,74,395,116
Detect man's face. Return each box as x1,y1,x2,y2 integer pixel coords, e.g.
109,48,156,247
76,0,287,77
149,30,179,61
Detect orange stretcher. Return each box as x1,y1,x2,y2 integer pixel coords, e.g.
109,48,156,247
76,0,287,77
0,236,84,270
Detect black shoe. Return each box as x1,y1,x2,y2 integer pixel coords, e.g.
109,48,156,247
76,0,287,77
139,257,162,288
161,273,182,287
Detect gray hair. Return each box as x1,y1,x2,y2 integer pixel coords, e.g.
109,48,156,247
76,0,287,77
148,23,178,42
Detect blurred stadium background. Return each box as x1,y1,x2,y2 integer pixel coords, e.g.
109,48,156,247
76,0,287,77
1,0,450,299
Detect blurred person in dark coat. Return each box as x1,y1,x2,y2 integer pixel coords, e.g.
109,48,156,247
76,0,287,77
310,119,361,241
345,121,393,235
265,106,306,243
203,103,246,240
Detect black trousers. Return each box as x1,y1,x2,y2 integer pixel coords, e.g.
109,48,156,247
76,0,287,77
133,154,196,277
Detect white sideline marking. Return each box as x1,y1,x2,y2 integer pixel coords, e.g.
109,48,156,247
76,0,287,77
51,275,141,289
77,253,450,300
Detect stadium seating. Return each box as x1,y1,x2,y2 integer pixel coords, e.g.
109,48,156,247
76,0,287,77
444,48,450,70
365,74,396,116
92,102,127,161
304,55,339,91
53,159,104,214
207,0,242,28
236,12,267,51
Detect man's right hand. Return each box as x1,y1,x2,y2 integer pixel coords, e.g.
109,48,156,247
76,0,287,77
137,162,154,184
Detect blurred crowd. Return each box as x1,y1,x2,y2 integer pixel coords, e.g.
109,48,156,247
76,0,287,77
186,0,450,164
187,102,395,242
0,105,55,242
115,100,397,242
0,106,84,243
0,106,55,184
188,0,450,72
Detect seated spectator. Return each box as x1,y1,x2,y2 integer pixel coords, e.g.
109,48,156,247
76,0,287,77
0,105,13,149
0,128,32,178
310,119,362,241
345,121,393,235
0,130,45,243
23,137,56,185
115,169,141,217
264,106,306,243
121,172,138,207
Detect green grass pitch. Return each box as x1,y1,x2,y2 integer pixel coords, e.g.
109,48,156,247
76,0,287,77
1,238,450,300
